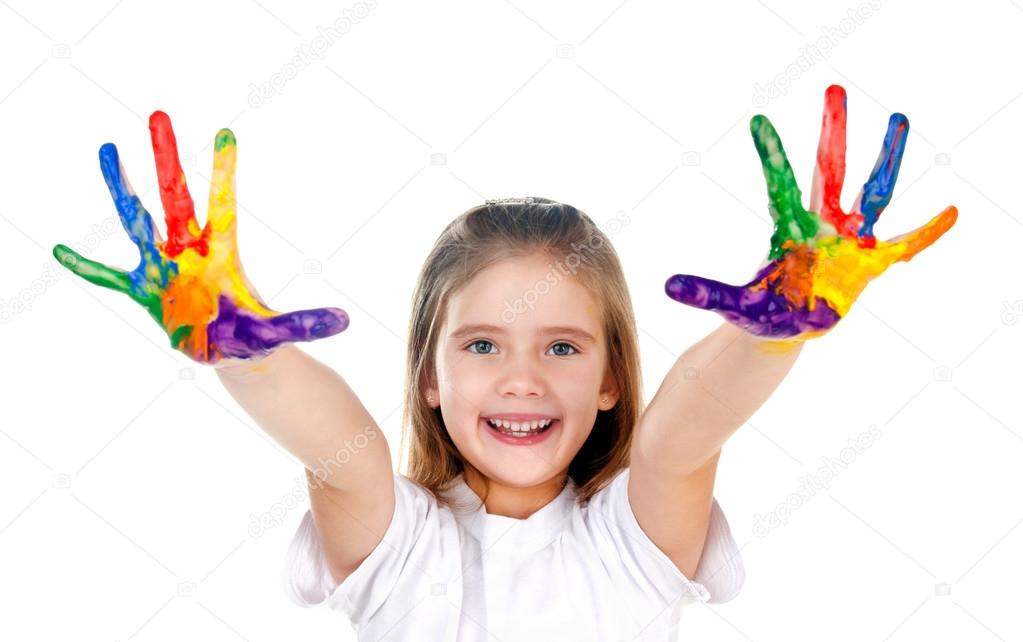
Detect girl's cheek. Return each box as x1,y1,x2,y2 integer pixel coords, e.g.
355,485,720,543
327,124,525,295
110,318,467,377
448,357,481,384
448,360,490,398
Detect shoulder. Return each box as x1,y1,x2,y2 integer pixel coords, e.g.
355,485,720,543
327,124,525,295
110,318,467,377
285,472,463,620
577,466,746,605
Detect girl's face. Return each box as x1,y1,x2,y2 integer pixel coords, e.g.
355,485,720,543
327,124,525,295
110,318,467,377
426,252,620,489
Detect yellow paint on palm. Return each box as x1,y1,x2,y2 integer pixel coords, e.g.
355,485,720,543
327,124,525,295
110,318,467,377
810,236,905,318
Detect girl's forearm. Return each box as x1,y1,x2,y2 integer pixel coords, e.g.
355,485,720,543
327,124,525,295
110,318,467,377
214,344,391,492
635,323,803,476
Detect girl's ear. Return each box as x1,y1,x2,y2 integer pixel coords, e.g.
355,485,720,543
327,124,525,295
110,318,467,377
423,372,440,409
424,385,439,408
599,391,620,411
599,372,621,410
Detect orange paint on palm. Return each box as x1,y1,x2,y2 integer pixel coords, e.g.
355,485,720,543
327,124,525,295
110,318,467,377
750,242,816,310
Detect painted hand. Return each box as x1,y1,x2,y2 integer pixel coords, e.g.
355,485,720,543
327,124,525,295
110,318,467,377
52,112,349,364
665,85,957,343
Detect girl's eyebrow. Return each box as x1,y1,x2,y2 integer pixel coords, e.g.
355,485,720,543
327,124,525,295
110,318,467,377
448,323,597,344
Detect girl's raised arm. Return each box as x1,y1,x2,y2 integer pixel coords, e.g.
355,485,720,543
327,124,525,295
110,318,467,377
53,112,395,585
629,85,957,579
647,85,956,472
216,346,395,585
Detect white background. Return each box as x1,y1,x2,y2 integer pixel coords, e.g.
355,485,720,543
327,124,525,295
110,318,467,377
1,0,1021,640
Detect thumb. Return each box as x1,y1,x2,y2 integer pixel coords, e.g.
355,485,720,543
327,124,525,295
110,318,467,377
665,273,747,311
207,297,349,360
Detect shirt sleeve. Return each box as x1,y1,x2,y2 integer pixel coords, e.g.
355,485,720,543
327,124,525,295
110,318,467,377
282,473,453,628
587,467,745,606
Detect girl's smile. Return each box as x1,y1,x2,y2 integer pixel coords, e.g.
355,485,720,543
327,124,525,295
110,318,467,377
480,416,560,445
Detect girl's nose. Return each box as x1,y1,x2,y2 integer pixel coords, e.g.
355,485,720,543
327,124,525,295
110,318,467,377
497,354,547,397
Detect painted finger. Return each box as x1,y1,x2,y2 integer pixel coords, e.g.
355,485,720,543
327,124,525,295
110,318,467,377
206,297,350,360
889,205,958,262
853,113,909,245
149,111,204,256
205,128,237,246
98,143,165,268
666,272,839,339
810,85,857,236
750,115,820,259
52,243,132,294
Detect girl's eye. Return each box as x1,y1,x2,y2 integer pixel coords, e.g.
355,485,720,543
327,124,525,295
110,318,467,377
467,340,495,354
548,342,578,357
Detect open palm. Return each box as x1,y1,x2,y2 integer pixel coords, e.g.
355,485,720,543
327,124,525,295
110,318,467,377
665,84,957,342
52,112,349,363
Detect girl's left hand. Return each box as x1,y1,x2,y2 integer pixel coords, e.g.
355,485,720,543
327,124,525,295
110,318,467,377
665,85,957,344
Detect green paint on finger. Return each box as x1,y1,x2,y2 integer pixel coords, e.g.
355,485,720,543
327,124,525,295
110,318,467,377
214,129,236,152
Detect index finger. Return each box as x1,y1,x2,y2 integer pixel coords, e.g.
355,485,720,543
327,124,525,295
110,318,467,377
854,112,909,244
99,142,164,270
204,128,237,247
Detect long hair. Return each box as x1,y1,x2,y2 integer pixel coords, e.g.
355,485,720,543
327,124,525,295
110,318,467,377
398,197,643,507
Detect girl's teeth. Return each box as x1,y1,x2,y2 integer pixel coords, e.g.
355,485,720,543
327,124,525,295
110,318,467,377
488,418,552,431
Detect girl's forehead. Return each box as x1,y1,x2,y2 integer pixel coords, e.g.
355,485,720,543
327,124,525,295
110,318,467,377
455,256,590,300
450,264,598,314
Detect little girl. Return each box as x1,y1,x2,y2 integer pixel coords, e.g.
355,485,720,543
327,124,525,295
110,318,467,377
52,85,956,641
278,196,748,641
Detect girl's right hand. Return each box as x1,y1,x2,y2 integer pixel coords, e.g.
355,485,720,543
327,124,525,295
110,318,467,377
52,111,349,365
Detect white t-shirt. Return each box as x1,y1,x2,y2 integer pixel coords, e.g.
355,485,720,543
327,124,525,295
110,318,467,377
284,467,745,641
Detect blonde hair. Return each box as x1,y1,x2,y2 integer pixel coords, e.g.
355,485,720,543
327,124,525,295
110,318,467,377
398,197,643,507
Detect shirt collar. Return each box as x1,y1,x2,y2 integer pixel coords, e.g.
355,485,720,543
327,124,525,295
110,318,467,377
441,474,577,555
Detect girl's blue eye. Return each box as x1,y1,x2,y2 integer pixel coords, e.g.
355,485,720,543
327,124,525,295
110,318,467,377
549,342,577,357
467,340,495,354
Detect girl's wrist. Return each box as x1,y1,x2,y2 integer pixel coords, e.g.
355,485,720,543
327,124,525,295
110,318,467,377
727,323,807,356
212,346,289,379
750,336,807,356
